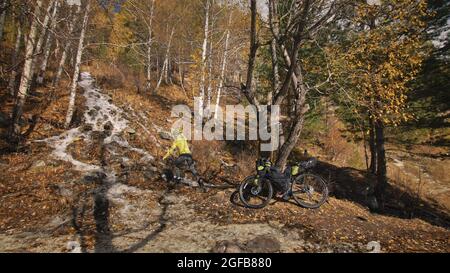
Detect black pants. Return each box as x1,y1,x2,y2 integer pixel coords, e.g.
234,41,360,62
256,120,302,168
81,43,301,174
174,154,198,180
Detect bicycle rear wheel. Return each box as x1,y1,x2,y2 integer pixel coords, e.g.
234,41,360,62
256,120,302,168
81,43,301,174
292,173,328,209
239,175,273,209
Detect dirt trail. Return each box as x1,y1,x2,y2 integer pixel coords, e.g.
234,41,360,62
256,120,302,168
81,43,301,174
0,73,321,253
0,73,449,253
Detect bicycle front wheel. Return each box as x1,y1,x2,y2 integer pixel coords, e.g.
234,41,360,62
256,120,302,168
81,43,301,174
239,175,273,209
292,173,328,209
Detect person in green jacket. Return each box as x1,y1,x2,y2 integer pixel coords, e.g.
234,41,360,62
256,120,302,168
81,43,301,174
163,128,199,184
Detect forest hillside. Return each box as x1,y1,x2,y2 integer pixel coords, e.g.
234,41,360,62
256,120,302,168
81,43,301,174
0,0,448,253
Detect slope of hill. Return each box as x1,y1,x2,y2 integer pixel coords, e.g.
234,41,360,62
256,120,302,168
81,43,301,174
0,71,448,253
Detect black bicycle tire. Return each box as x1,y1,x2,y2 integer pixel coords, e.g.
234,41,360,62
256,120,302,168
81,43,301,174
292,173,329,209
239,175,273,209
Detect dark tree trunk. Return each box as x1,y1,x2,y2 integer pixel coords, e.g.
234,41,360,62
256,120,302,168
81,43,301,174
275,110,306,170
369,117,377,175
374,119,388,209
241,0,259,108
275,67,309,170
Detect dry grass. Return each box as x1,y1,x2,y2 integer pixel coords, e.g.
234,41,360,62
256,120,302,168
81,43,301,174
313,115,367,170
86,63,132,91
388,165,421,201
86,62,190,104
0,151,90,233
421,158,449,183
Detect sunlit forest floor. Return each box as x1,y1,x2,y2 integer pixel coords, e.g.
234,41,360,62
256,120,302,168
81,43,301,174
0,66,449,253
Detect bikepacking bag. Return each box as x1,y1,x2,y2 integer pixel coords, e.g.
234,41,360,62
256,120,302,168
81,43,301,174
283,166,298,177
256,158,272,176
291,165,300,176
267,167,290,192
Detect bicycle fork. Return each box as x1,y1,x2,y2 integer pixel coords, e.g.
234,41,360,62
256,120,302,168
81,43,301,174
250,175,263,195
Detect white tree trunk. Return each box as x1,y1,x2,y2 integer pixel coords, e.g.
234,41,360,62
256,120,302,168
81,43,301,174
32,0,55,65
8,21,23,96
53,5,80,88
199,0,210,120
214,12,232,120
26,0,55,91
154,26,174,93
36,0,55,54
54,38,60,58
164,58,169,84
178,48,187,95
37,0,59,84
65,1,91,128
155,63,165,93
9,0,43,141
145,0,155,92
53,46,68,87
167,59,172,84
205,26,214,118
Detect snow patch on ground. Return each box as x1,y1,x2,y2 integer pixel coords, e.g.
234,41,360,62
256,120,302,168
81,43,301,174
42,128,99,172
107,183,145,200
39,72,153,171
37,72,158,250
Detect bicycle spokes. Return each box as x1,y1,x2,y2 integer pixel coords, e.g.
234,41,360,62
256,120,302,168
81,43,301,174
292,174,329,209
250,185,262,195
240,176,274,209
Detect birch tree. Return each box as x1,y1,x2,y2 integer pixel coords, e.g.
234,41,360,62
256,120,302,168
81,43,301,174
37,0,60,84
125,0,156,92
177,47,187,94
145,0,155,92
65,0,91,128
53,4,81,88
8,6,23,96
9,0,43,143
154,25,175,94
198,0,211,120
214,11,232,120
29,0,56,88
205,13,215,117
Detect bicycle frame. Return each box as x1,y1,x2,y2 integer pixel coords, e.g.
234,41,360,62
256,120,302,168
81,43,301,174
240,158,327,209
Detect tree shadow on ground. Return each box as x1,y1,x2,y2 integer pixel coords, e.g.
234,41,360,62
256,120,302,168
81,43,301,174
313,161,450,229
71,176,171,253
93,178,115,253
120,189,170,253
70,172,117,253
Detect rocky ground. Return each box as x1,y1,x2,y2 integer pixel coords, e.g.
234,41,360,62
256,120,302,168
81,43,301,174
0,72,448,253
